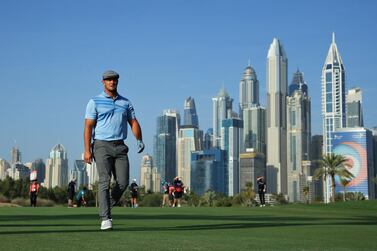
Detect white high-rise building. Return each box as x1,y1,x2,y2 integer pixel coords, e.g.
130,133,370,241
86,161,98,190
321,33,346,202
266,38,288,194
212,88,233,147
140,154,161,192
0,159,11,180
45,144,68,188
177,126,203,189
239,64,259,110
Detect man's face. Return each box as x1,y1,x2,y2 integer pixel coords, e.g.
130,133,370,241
102,78,118,92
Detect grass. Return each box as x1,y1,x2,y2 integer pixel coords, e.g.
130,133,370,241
1,201,377,251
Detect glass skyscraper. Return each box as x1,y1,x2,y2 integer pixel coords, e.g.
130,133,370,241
71,159,88,189
183,97,199,128
286,70,311,202
221,118,243,196
154,109,180,183
191,149,226,195
212,88,233,148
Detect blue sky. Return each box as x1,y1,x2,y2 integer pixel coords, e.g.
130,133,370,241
1,0,376,181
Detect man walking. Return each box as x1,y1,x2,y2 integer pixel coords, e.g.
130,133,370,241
257,176,266,207
130,179,139,208
67,178,76,207
84,70,144,230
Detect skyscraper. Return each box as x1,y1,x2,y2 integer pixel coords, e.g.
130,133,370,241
212,88,233,147
310,135,323,201
140,154,161,192
11,147,21,165
239,64,266,154
45,144,68,188
203,128,214,150
183,97,199,128
71,159,88,189
346,87,363,128
321,33,346,202
191,149,227,195
177,126,203,189
7,163,30,180
0,159,11,180
266,38,288,194
241,106,266,154
86,161,98,190
31,159,46,184
221,118,243,196
239,64,259,110
286,70,311,202
154,109,180,183
239,149,266,192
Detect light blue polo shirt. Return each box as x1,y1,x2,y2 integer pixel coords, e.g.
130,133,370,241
85,91,136,141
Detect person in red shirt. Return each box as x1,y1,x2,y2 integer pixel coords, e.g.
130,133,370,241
172,177,184,207
29,180,40,207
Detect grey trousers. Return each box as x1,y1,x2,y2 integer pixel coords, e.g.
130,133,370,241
93,140,129,220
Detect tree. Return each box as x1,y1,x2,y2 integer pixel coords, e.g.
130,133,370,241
202,190,216,207
302,186,310,204
314,153,354,203
239,182,255,207
340,178,351,202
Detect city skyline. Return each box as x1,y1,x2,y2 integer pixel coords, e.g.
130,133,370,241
1,1,377,182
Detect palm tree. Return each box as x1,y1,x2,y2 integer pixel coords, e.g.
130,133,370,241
314,153,354,203
340,178,351,202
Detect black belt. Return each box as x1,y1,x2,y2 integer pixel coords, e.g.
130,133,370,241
95,139,124,145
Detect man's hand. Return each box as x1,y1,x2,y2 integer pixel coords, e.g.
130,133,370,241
137,140,145,153
84,151,92,164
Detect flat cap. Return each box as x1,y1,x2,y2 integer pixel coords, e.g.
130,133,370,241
102,70,119,80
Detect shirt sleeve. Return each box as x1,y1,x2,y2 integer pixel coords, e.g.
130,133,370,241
127,101,136,120
85,99,97,120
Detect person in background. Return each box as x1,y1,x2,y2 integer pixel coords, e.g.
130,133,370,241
161,181,170,207
173,177,184,207
257,176,267,207
76,187,88,207
29,180,40,207
168,182,175,207
130,179,139,208
67,178,76,208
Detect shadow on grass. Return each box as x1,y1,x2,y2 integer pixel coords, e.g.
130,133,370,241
1,211,376,235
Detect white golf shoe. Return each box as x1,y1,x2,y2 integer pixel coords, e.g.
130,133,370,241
100,219,113,230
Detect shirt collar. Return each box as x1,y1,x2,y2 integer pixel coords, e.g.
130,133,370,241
101,91,118,100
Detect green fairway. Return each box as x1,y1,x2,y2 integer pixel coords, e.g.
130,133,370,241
1,201,377,251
